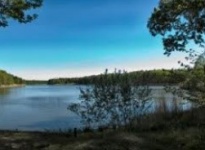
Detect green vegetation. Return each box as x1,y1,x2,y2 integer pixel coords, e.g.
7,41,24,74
0,68,189,87
68,70,151,129
181,53,205,105
148,0,205,56
0,0,43,27
48,69,187,85
0,69,48,86
0,70,24,86
25,80,47,85
148,0,205,104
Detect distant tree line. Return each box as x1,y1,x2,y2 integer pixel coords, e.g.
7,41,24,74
48,69,187,86
25,80,47,85
0,70,24,85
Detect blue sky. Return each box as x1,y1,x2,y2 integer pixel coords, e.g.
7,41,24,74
0,0,184,80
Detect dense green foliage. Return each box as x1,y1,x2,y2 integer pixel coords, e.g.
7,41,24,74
148,0,205,56
0,70,24,85
0,0,43,27
48,69,187,86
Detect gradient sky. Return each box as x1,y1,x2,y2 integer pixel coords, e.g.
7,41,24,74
0,0,184,80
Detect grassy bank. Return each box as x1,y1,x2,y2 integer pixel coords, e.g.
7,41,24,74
0,106,205,150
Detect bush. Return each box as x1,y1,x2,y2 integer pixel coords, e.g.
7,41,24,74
68,69,152,129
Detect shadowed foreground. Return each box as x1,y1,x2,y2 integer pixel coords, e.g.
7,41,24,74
1,107,205,150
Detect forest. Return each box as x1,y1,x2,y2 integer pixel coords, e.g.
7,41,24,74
47,69,187,85
0,70,24,86
0,69,187,86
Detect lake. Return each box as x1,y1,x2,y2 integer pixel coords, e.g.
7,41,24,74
0,85,192,131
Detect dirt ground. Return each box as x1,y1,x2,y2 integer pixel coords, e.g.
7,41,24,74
1,107,205,150
0,130,144,150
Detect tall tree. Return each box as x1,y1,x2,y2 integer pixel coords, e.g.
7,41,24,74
148,0,205,104
0,0,43,27
148,0,205,56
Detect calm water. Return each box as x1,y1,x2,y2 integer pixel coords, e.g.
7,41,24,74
0,85,192,131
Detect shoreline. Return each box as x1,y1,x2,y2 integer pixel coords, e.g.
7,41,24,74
0,106,205,150
0,84,25,88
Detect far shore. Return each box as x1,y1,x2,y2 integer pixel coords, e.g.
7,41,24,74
0,84,25,88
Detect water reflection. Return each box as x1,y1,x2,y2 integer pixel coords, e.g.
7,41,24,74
0,88,10,96
0,85,193,131
152,88,193,113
